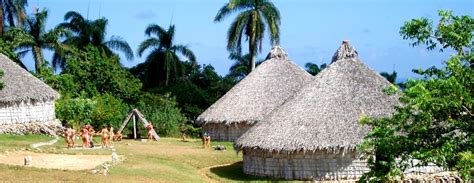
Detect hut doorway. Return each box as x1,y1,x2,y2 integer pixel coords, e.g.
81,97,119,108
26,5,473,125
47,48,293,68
117,109,160,141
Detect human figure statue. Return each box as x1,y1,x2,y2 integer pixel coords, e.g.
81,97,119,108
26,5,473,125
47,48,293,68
115,131,122,142
202,132,211,148
108,125,115,147
66,125,76,148
81,126,90,148
99,125,109,148
146,122,154,141
87,125,95,148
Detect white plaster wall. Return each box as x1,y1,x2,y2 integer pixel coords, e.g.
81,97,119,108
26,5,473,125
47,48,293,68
243,149,369,180
203,123,253,142
0,100,56,125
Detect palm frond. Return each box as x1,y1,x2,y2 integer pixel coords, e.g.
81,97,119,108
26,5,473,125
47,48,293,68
227,11,251,52
144,24,167,37
105,36,134,60
214,0,254,22
137,38,160,57
173,45,196,63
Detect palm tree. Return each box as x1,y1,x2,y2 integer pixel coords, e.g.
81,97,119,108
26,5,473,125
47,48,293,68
0,0,27,36
305,62,327,76
11,8,66,73
214,0,280,72
228,52,264,80
380,71,398,84
137,24,196,87
54,11,133,68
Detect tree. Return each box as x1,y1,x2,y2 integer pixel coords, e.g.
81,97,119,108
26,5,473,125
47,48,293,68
304,62,327,76
359,11,474,181
54,11,133,69
400,10,474,55
0,37,26,68
10,9,67,73
228,52,264,80
380,71,397,84
137,24,196,87
214,0,280,72
56,46,142,103
0,0,27,36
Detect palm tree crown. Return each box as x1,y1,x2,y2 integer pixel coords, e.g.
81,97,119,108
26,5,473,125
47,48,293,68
10,8,66,73
0,0,27,36
54,11,133,68
137,24,196,87
214,0,280,71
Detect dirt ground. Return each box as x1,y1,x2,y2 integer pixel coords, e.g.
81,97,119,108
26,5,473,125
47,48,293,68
0,151,110,170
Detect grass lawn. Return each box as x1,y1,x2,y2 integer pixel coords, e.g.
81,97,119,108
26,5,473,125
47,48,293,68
0,135,290,182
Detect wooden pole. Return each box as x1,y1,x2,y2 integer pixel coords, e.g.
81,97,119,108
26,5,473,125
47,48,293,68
133,114,137,139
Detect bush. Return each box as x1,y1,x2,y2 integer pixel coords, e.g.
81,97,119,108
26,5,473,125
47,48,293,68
56,94,130,130
136,93,187,136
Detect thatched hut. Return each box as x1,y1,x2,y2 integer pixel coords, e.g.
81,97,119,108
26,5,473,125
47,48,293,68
0,54,61,135
196,46,313,141
235,41,399,180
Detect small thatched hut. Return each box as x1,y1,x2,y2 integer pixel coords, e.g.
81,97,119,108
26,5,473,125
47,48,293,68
0,54,61,135
196,46,313,141
235,41,399,180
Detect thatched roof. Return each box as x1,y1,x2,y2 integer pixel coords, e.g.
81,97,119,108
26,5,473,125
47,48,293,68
235,43,399,152
0,54,59,103
331,40,358,63
196,46,313,125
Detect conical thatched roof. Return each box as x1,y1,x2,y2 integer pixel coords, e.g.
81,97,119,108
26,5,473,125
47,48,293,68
196,46,313,125
235,43,399,152
0,54,59,103
331,40,358,63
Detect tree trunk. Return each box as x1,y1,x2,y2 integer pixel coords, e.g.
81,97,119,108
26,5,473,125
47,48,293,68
249,30,257,72
32,46,44,73
0,1,5,36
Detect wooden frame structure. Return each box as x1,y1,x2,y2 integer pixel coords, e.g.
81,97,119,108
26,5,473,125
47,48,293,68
117,109,160,141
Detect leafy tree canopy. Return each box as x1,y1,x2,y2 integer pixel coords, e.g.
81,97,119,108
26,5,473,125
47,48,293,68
359,11,474,181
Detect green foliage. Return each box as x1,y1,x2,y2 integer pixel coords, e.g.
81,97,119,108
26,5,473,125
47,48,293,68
53,11,133,69
56,94,129,130
400,10,474,54
89,94,129,129
55,97,96,130
136,93,186,136
9,8,69,73
135,24,196,87
62,46,142,102
360,54,473,181
0,37,26,68
360,11,473,181
228,52,264,80
305,62,327,76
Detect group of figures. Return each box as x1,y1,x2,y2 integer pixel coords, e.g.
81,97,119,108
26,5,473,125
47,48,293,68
64,124,122,149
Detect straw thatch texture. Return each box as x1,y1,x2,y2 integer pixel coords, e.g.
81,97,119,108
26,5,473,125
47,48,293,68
0,54,60,128
235,57,399,152
331,40,358,63
0,54,59,103
196,46,312,141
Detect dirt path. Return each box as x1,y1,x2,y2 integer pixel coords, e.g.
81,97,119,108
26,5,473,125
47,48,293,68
197,163,232,183
0,151,110,170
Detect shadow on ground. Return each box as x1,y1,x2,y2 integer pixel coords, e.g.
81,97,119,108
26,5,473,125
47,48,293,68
209,161,290,182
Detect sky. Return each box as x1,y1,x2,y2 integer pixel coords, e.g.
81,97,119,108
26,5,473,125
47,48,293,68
23,0,474,82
